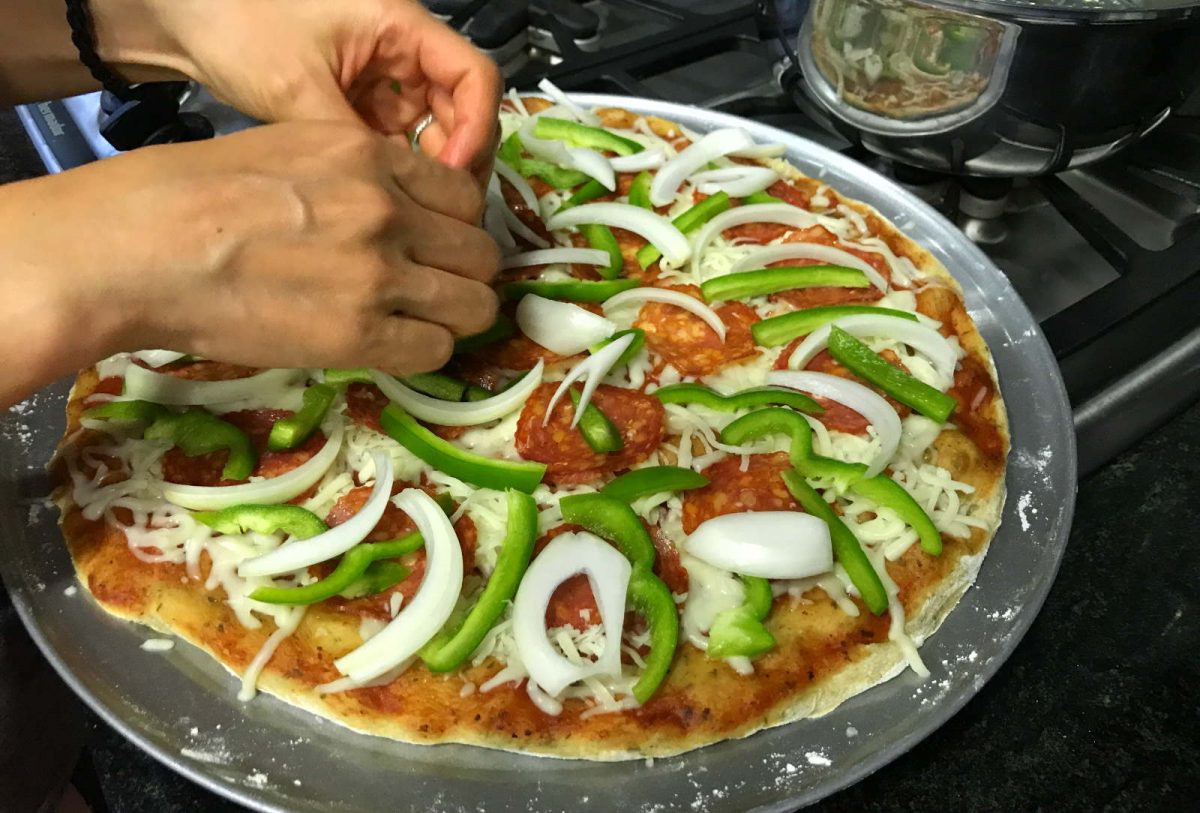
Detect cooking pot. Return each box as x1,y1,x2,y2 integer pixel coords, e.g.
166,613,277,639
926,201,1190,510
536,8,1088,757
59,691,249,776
794,0,1200,175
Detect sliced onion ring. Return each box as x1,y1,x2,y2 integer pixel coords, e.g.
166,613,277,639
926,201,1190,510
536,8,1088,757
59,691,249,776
235,447,390,577
161,419,345,511
685,512,833,579
785,315,958,390
729,243,888,291
485,176,517,251
732,143,786,158
512,530,630,696
334,488,465,682
124,365,302,406
537,78,601,126
546,203,690,266
769,371,900,478
502,205,550,249
611,148,666,172
493,160,539,211
688,203,822,277
501,248,611,271
131,350,187,368
689,166,779,198
372,361,543,427
603,287,726,342
649,128,756,207
517,296,616,356
520,118,614,191
543,332,635,428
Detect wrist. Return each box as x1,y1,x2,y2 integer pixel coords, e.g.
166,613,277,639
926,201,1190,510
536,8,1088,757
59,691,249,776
88,0,195,84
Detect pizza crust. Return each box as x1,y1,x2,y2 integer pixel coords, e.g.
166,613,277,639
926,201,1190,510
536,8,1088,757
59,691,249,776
54,103,1009,760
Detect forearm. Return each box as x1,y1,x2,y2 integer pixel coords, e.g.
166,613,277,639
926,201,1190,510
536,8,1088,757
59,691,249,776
0,0,189,104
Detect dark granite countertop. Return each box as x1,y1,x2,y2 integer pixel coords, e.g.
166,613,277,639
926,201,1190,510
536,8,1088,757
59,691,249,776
2,108,1197,813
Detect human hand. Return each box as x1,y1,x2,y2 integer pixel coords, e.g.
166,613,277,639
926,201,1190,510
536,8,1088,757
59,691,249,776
0,120,500,403
120,0,503,176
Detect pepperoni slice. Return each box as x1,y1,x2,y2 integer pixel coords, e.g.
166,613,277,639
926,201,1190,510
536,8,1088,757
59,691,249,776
160,409,325,487
515,383,665,486
322,485,478,620
635,285,760,377
345,382,388,433
682,452,800,534
948,354,1004,461
771,286,884,310
651,526,689,596
470,331,582,372
500,179,553,249
155,360,261,381
764,179,813,209
773,348,913,434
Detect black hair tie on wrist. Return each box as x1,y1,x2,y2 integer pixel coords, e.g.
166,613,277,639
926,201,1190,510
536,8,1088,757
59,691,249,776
64,0,214,149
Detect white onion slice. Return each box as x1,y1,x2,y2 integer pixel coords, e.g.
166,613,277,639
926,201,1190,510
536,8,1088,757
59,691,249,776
493,160,539,211
546,203,690,265
485,176,517,251
333,488,465,682
684,512,833,579
733,143,787,158
501,248,611,270
649,128,755,206
602,287,726,342
610,148,666,172
516,296,616,355
537,78,602,126
729,243,888,291
784,315,958,390
689,166,779,198
769,371,901,478
501,205,550,249
131,350,187,368
371,361,544,427
520,118,615,191
512,531,630,696
543,332,635,428
688,203,822,277
161,419,345,511
235,448,391,578
123,365,301,406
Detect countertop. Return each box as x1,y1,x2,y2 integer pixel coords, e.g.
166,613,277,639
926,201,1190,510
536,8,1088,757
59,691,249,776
1,109,1197,813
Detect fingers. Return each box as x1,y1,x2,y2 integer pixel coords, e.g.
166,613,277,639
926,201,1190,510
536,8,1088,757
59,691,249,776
387,141,485,225
383,262,499,337
364,317,455,376
403,210,501,284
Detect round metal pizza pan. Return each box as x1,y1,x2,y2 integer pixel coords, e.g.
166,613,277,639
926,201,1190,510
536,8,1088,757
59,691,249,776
0,95,1076,812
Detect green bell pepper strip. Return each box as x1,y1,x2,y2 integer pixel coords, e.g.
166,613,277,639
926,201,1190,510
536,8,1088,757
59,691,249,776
558,180,608,212
323,367,373,386
380,405,546,492
827,326,957,423
849,475,942,556
533,118,644,156
580,223,623,279
558,492,656,570
249,533,424,605
628,171,653,209
780,470,889,615
751,305,919,348
502,278,640,303
590,328,645,366
82,399,168,426
268,383,336,451
498,134,590,189
193,504,329,539
743,191,784,205
653,382,823,415
720,407,867,489
699,266,870,303
454,314,516,354
401,372,468,402
627,568,679,704
144,410,257,481
569,388,623,453
465,385,493,402
338,561,410,599
706,575,775,659
600,466,709,503
420,490,538,671
636,192,732,269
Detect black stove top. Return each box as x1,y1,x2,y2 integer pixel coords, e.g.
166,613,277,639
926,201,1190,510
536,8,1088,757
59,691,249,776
16,0,1200,476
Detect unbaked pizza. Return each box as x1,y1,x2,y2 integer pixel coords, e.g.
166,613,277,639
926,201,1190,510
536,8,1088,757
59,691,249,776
53,89,1008,759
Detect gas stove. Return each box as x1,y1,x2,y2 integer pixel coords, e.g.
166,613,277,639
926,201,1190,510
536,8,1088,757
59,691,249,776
16,0,1200,476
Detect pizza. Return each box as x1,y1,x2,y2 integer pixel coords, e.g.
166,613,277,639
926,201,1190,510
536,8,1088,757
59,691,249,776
52,92,1009,760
